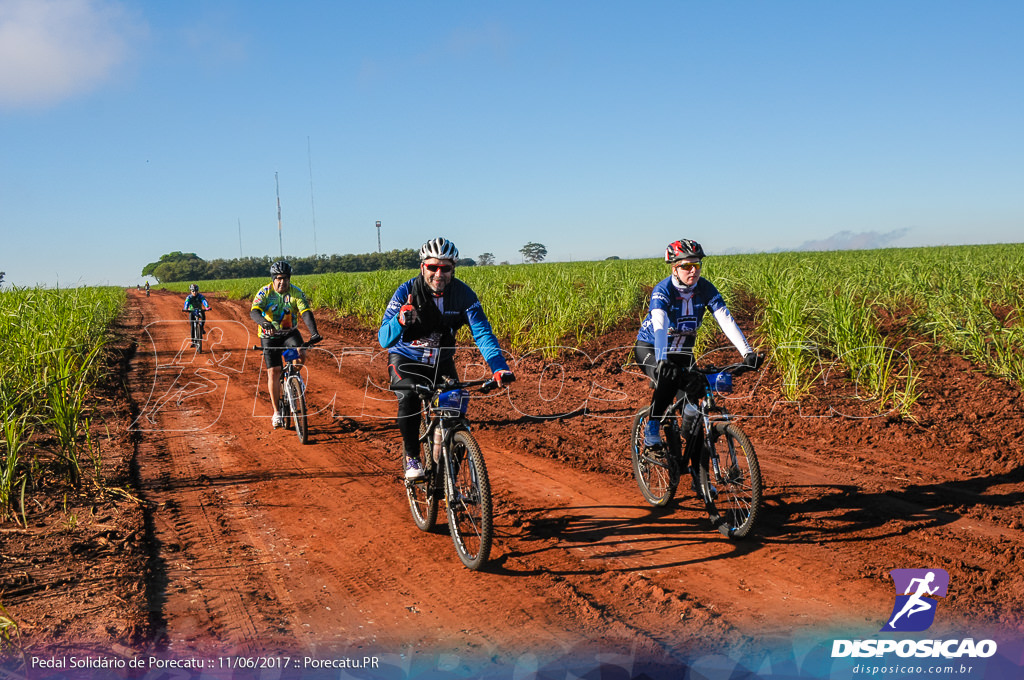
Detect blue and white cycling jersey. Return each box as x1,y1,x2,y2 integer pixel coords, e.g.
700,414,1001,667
379,277,510,373
637,276,752,361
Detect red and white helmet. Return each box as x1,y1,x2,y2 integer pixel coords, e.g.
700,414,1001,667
665,239,705,263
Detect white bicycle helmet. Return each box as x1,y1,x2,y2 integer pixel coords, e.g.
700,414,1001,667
419,237,459,262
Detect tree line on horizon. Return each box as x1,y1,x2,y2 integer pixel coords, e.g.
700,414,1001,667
142,243,551,283
141,249,443,283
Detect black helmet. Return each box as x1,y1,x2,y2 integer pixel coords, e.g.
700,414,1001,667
665,239,706,263
270,260,292,277
189,284,199,294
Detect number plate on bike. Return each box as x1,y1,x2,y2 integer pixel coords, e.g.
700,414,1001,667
432,389,469,415
706,371,733,393
282,348,300,362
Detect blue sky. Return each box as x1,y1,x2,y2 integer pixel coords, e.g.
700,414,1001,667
1,0,1021,287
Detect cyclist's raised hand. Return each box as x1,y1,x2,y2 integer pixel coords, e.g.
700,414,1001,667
398,295,418,326
493,369,515,387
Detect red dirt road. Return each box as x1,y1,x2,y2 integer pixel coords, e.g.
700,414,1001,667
115,288,1024,671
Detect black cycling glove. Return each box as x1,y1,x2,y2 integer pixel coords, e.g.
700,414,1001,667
656,359,680,384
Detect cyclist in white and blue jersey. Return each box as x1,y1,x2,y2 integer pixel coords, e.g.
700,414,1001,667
635,239,762,447
379,237,514,480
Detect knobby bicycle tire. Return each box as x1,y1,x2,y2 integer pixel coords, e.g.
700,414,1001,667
406,411,439,531
630,407,679,507
191,318,203,353
286,375,308,444
445,429,492,570
700,421,762,539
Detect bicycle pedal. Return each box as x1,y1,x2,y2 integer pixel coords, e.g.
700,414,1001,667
644,446,667,460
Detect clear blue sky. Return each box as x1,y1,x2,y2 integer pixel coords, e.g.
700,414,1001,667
2,0,1022,288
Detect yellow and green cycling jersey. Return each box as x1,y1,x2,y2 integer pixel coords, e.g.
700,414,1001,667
251,283,312,338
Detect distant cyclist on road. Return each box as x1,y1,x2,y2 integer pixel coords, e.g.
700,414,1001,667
379,237,514,480
635,239,762,448
182,284,211,337
144,281,150,296
250,261,322,428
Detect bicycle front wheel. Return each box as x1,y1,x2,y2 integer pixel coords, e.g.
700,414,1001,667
630,407,679,507
192,319,203,352
700,421,762,539
444,429,492,570
286,375,308,444
406,412,439,531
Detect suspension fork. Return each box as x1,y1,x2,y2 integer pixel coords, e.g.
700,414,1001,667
441,418,471,485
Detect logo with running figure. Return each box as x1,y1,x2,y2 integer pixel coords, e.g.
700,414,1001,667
881,568,949,632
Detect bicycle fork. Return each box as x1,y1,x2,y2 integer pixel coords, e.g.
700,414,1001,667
682,413,720,505
278,372,297,419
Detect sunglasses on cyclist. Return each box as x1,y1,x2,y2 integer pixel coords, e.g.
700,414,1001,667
423,264,453,273
673,262,701,272
273,275,290,281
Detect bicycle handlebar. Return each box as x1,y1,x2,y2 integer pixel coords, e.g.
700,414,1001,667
412,374,514,399
690,363,753,377
686,351,766,378
251,331,323,352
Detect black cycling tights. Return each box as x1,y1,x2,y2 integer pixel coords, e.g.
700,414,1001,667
387,353,458,457
634,342,702,422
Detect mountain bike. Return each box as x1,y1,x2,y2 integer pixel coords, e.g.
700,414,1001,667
404,375,513,570
253,330,321,444
630,361,762,539
187,309,204,353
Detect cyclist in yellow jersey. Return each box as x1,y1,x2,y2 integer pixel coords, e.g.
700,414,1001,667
250,260,322,428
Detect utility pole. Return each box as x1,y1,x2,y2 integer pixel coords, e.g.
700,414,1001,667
376,220,382,253
275,172,283,258
308,136,318,258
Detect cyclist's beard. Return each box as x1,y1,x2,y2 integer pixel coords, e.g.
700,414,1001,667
425,277,447,295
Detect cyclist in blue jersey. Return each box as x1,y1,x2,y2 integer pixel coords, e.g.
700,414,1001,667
379,237,515,480
635,239,762,448
182,284,211,336
250,261,322,428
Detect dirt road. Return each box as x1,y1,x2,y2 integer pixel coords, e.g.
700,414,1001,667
99,289,1024,673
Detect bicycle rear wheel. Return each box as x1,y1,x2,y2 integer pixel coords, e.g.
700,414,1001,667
286,375,308,444
191,318,203,352
700,421,762,538
406,412,439,531
444,429,492,570
630,407,679,507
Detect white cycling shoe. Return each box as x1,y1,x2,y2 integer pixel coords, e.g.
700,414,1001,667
404,457,425,480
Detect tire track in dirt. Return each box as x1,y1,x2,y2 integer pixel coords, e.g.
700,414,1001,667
124,289,1023,669
130,311,292,651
